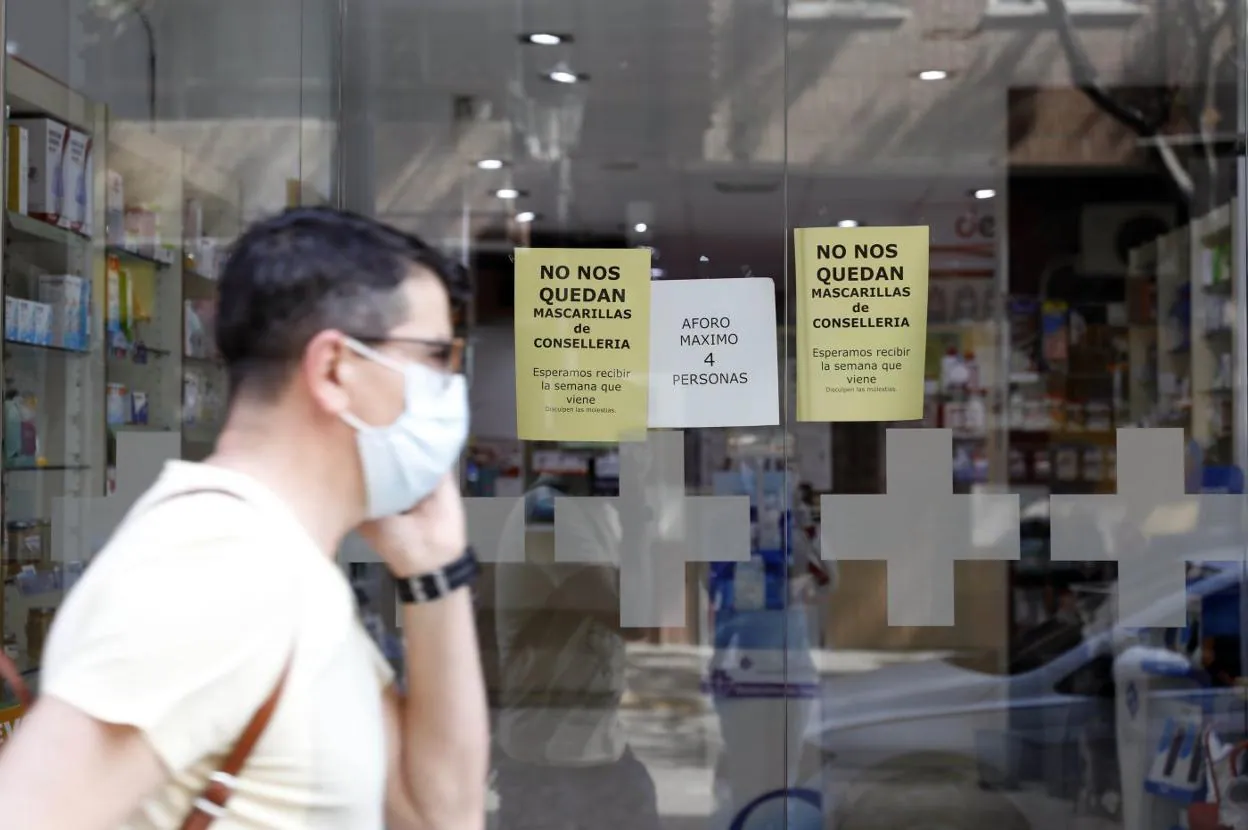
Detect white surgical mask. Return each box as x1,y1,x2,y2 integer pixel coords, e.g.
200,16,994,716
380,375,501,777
340,338,469,518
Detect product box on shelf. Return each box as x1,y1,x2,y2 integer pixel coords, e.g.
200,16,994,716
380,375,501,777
5,125,28,215
11,118,69,226
64,130,91,233
37,275,90,351
3,296,16,341
16,299,35,344
130,391,149,425
105,169,124,246
106,383,129,426
106,255,131,334
30,302,52,346
184,299,218,358
64,130,94,236
124,205,160,258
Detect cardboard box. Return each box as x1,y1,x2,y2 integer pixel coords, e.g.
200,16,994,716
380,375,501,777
11,119,69,225
6,125,28,214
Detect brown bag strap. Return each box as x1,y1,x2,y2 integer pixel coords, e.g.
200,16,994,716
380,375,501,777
0,484,295,829
179,653,293,830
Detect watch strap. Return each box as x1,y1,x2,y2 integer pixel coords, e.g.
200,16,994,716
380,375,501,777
395,547,480,603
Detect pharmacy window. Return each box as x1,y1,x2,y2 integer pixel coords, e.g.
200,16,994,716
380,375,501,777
984,0,1143,20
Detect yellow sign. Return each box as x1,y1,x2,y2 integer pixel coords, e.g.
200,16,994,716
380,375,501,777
0,704,25,748
514,248,651,442
795,226,930,422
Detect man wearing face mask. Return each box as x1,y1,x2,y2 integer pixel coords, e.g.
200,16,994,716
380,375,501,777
0,208,489,830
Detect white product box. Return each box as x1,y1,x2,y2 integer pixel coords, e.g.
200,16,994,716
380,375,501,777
106,383,129,425
65,130,90,232
16,298,36,343
38,274,89,351
30,302,52,346
11,118,69,225
105,169,125,246
6,125,29,214
63,131,89,230
4,296,17,341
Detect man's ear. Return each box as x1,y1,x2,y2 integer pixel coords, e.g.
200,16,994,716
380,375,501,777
302,330,352,416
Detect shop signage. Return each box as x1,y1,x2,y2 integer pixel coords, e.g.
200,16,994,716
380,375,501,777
513,248,651,442
647,278,779,429
794,225,930,421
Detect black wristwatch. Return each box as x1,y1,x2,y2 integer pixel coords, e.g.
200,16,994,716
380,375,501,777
394,547,480,604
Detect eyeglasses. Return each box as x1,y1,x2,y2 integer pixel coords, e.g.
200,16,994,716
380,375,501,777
348,335,465,375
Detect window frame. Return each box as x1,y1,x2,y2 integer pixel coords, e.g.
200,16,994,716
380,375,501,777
779,0,911,25
983,0,1144,23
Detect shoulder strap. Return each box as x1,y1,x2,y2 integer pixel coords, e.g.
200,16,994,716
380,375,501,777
0,485,294,830
180,653,293,830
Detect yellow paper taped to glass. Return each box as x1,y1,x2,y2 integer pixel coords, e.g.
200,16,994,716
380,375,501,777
514,247,651,442
794,226,930,422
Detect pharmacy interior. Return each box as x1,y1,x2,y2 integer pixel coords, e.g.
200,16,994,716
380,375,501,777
1,2,1248,830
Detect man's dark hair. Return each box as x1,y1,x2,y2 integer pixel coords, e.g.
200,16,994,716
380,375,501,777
215,206,468,399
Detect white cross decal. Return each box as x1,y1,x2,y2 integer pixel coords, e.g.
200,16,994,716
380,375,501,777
1049,428,1247,627
820,428,1021,627
552,430,750,628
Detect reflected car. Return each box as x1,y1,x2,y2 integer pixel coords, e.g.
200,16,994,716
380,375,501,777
802,533,1246,830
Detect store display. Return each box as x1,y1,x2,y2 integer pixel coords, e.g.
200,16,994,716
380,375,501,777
10,118,69,226
1,63,247,686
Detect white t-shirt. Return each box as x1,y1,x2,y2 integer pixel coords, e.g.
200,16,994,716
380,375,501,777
40,461,394,830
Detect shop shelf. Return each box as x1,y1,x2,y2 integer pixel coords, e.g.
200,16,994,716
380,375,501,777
3,463,91,473
3,339,90,356
106,245,173,270
4,211,88,248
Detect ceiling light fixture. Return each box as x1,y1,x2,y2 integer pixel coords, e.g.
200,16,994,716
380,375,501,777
917,69,949,81
494,188,523,199
476,159,506,170
521,33,572,46
515,211,537,223
633,222,648,233
974,188,996,200
544,62,587,84
837,219,860,228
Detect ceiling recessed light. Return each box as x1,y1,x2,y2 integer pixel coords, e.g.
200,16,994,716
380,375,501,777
494,188,524,199
515,211,538,224
699,255,710,263
547,69,584,84
974,188,996,200
633,222,648,233
917,69,949,81
476,159,506,170
543,63,587,84
837,219,860,228
521,33,572,46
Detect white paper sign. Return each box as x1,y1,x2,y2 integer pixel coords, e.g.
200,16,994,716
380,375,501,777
648,278,780,428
